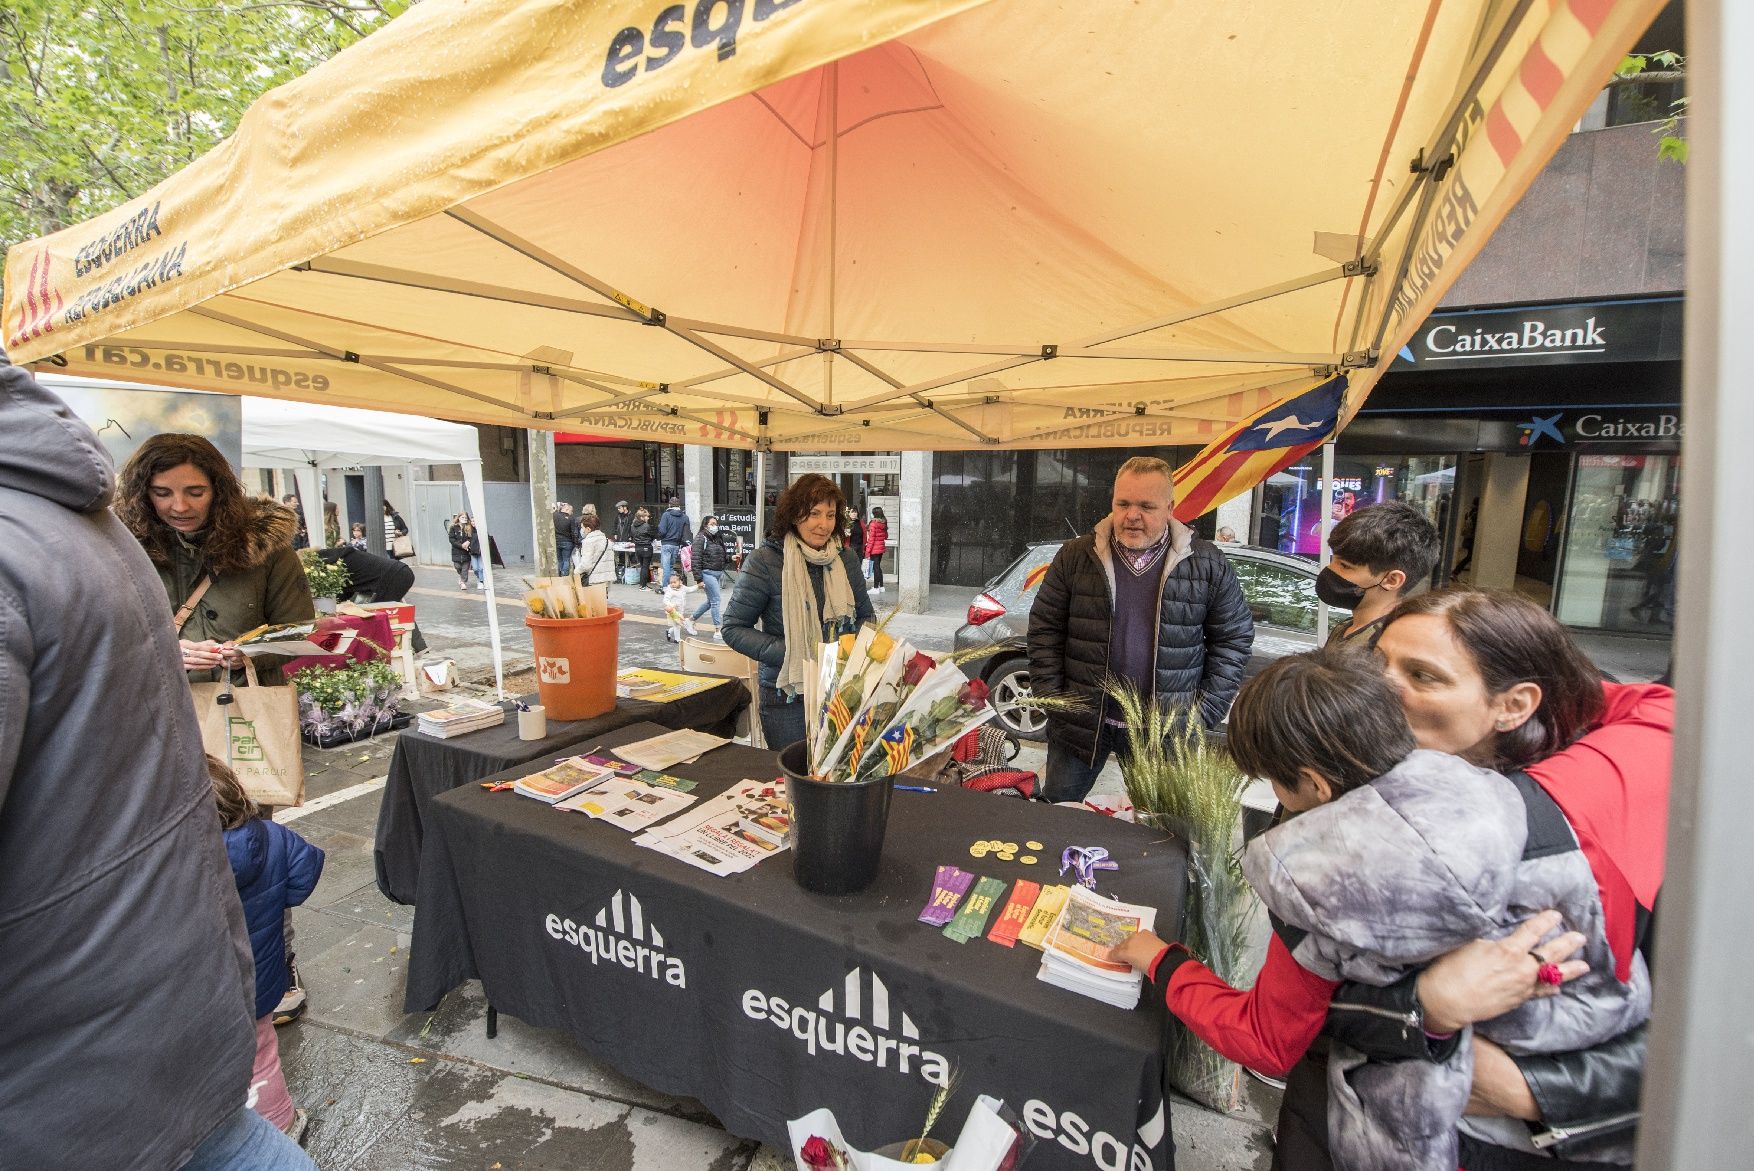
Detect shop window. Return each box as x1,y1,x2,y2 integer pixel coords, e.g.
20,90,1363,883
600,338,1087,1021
1228,557,1340,635
1554,455,1680,632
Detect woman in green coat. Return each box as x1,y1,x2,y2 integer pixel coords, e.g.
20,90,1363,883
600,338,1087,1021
116,434,316,684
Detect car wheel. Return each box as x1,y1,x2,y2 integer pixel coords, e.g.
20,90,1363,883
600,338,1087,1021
987,657,1047,741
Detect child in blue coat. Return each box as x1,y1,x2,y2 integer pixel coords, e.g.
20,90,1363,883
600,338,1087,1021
210,756,325,1138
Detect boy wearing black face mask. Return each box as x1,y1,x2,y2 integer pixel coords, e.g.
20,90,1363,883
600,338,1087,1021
1315,502,1440,647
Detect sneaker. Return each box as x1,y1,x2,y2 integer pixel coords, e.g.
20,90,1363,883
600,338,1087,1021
684,620,698,636
477,582,486,591
272,958,306,1027
459,582,469,591
285,1109,311,1147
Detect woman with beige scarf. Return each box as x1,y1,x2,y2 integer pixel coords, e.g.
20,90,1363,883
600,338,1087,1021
722,474,876,748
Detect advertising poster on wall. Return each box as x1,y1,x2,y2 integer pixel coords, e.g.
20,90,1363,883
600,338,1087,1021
42,375,243,472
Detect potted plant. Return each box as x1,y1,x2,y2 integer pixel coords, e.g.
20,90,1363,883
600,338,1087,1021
291,658,406,747
1109,682,1262,1114
299,549,351,613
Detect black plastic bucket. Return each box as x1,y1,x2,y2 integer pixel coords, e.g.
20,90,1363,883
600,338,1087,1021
777,740,894,895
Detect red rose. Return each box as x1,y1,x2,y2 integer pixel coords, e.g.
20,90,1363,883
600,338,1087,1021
960,678,990,708
903,652,935,686
800,1135,841,1169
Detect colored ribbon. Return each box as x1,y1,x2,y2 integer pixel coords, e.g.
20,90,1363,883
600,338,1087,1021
1060,845,1119,889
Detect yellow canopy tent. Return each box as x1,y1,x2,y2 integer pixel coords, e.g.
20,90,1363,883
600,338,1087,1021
4,0,1661,479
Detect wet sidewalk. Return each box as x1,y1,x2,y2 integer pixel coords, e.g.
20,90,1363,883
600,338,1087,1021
271,600,1278,1169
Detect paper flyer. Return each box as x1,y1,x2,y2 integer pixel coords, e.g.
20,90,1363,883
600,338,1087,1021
634,782,791,877
616,668,730,703
556,776,697,831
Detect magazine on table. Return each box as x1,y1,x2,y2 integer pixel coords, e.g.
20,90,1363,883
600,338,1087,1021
615,728,731,771
615,668,728,703
634,781,791,877
417,697,506,738
556,775,698,831
1036,885,1157,1008
513,758,616,804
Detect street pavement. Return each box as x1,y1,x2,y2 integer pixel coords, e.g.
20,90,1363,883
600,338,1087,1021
274,564,1274,1168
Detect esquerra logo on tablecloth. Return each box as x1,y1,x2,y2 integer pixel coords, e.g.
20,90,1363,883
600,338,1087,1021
545,889,686,988
742,966,951,1086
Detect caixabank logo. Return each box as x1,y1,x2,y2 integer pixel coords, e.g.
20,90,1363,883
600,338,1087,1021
742,966,950,1086
544,888,686,988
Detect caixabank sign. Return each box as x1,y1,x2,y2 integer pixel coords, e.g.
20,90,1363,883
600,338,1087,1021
1393,297,1682,369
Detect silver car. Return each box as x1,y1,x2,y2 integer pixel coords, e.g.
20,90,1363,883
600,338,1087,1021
952,541,1348,740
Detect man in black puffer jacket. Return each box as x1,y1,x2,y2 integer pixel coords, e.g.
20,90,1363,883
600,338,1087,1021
1027,455,1253,801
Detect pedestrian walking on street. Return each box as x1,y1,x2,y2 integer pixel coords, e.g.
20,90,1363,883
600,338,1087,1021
864,506,889,593
323,499,342,548
613,500,633,577
552,501,575,575
448,512,479,589
632,506,656,590
284,494,309,550
382,499,410,557
658,494,693,590
574,512,615,589
846,507,868,583
691,514,739,637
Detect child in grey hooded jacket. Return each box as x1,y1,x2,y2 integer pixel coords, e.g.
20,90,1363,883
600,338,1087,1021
1114,646,1649,1171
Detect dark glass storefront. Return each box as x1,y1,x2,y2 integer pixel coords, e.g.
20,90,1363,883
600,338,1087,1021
931,446,1207,587
1344,295,1683,636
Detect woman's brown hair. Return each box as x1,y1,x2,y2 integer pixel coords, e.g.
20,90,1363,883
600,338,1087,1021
115,434,260,573
207,753,259,830
1384,587,1605,768
772,473,846,544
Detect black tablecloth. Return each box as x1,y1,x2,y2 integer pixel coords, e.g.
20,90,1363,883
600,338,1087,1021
373,681,748,904
406,721,1188,1170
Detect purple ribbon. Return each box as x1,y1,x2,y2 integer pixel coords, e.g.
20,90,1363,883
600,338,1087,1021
1060,846,1119,890
918,865,976,926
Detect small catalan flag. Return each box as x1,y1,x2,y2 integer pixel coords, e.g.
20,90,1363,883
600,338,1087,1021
1172,375,1347,522
880,724,915,776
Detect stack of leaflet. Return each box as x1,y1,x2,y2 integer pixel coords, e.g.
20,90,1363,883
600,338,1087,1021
635,781,791,877
1036,885,1157,1008
417,698,505,739
512,758,614,804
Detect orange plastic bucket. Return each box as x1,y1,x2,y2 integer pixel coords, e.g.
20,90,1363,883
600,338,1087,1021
525,608,622,721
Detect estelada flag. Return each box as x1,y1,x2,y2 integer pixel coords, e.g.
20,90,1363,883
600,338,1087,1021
1172,375,1348,522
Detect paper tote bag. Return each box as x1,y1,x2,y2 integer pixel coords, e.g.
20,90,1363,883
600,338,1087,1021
192,659,305,807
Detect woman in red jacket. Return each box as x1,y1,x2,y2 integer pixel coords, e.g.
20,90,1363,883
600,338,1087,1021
864,506,889,594
1116,589,1670,1170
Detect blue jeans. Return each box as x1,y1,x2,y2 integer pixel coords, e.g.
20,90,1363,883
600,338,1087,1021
759,685,809,751
556,541,574,574
659,543,682,588
1042,723,1134,803
691,569,723,627
471,554,484,582
181,1105,316,1171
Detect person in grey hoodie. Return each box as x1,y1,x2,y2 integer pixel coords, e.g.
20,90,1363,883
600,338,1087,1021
0,358,314,1170
1114,646,1647,1171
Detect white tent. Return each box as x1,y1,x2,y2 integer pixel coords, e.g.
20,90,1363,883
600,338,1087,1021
240,397,506,694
